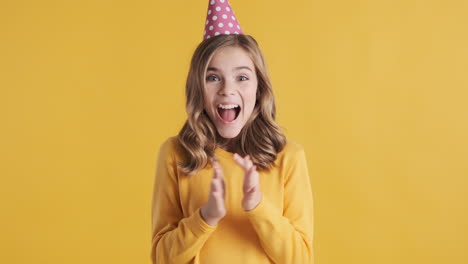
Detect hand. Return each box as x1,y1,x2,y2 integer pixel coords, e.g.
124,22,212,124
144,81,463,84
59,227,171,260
233,153,262,211
200,160,226,226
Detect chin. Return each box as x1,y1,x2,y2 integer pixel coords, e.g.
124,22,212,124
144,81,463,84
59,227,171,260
216,126,242,139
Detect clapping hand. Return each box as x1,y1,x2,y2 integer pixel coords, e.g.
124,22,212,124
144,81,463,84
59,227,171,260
200,160,226,226
233,153,262,211
200,154,263,226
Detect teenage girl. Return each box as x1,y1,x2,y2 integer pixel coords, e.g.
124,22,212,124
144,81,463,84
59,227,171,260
150,33,314,264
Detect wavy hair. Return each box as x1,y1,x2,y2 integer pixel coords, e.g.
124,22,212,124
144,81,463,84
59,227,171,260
177,34,286,176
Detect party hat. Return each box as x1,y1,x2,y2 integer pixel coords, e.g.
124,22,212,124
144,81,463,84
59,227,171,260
203,0,244,40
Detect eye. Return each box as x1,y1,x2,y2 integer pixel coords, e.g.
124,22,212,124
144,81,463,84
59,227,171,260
206,75,220,82
238,75,249,81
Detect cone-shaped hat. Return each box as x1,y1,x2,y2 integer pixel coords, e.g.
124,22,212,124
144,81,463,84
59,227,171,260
203,0,244,40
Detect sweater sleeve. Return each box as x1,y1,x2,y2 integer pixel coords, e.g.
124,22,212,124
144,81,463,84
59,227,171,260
245,145,314,264
150,138,217,264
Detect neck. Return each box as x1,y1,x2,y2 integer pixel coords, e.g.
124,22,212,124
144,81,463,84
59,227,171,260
218,139,239,153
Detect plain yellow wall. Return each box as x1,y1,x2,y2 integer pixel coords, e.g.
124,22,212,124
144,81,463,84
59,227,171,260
1,0,467,263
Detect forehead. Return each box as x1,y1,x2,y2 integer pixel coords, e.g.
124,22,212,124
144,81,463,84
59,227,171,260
207,46,254,69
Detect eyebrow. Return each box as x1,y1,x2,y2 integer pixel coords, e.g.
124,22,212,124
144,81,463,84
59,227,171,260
207,66,253,72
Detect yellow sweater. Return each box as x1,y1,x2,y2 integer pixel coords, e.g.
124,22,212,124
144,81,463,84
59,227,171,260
150,136,314,264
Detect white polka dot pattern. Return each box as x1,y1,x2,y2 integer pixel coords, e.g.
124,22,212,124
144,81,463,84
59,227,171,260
202,0,244,40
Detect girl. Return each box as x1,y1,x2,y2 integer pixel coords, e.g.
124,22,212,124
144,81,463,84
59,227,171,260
151,1,314,263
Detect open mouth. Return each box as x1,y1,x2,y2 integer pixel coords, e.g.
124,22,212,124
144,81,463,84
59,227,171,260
216,104,241,123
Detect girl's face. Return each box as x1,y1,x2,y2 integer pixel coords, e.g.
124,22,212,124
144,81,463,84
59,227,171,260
204,46,258,139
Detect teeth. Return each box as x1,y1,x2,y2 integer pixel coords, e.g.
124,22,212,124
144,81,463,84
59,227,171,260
218,104,239,109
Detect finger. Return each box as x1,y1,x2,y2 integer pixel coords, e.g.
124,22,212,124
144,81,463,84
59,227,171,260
212,159,219,169
212,179,225,206
251,165,259,184
216,163,226,199
244,155,253,169
233,153,245,168
213,161,221,179
213,191,224,208
245,156,253,170
213,161,225,181
234,153,250,171
211,179,218,193
243,165,257,192
245,185,258,195
243,155,255,172
216,161,224,179
212,177,224,195
221,179,226,199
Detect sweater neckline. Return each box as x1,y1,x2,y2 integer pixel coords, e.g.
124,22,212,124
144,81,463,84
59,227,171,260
215,146,236,159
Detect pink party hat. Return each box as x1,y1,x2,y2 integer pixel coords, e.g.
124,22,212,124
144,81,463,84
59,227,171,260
203,0,244,40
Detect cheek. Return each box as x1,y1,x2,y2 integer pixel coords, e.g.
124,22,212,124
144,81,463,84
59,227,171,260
244,90,258,113
204,87,217,101
202,91,212,107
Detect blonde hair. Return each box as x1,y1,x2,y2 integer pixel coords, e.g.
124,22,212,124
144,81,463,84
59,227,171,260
177,34,286,176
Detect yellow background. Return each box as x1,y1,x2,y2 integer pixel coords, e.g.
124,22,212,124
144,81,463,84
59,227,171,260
1,0,467,263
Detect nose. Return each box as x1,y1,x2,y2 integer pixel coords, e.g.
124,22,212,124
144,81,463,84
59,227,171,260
218,79,236,96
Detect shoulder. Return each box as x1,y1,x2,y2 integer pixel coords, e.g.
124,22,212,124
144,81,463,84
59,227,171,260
157,136,186,162
278,138,306,159
273,138,307,170
273,139,310,181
